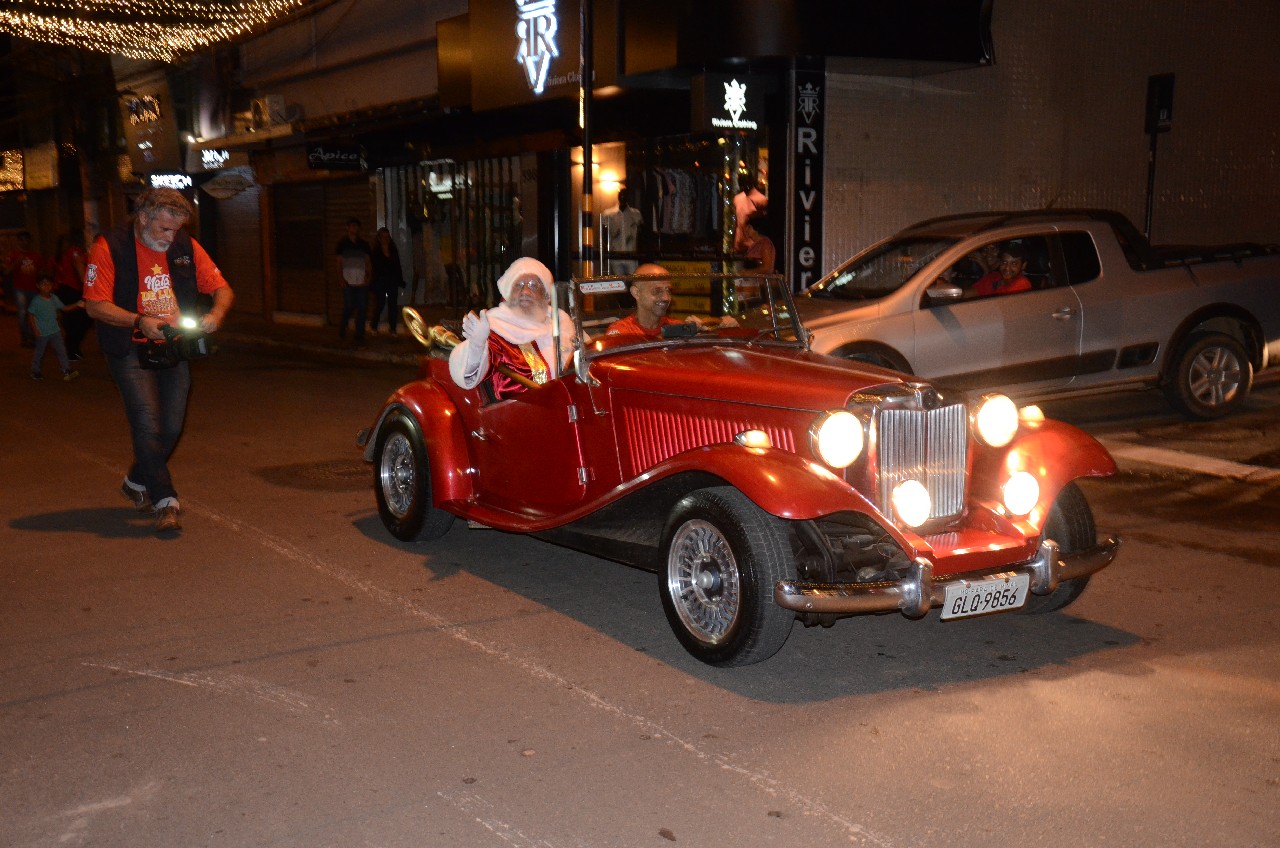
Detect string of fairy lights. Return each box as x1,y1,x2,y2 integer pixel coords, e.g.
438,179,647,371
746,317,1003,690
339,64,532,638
0,0,312,62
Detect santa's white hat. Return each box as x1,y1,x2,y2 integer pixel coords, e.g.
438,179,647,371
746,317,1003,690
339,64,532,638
496,257,554,301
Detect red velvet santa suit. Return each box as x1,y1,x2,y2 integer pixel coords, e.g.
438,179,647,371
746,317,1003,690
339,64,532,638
448,301,576,401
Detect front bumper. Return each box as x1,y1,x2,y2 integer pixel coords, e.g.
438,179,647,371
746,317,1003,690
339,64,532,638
774,535,1121,618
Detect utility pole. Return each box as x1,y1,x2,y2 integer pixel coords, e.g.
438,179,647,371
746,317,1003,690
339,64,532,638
579,0,594,277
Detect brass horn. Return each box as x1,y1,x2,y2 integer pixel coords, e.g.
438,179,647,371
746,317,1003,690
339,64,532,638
401,306,461,353
398,306,537,389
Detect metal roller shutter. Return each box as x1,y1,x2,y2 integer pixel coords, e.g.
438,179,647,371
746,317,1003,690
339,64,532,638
273,177,375,321
213,184,262,315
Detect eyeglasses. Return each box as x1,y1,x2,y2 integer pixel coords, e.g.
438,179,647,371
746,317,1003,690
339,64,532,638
511,277,547,295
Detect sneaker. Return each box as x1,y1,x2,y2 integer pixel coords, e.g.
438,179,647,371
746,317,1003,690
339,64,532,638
63,370,80,382
30,372,42,380
154,505,181,533
120,481,151,512
68,353,83,363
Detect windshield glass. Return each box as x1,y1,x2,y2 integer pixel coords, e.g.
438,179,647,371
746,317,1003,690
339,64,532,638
804,237,957,301
567,273,804,362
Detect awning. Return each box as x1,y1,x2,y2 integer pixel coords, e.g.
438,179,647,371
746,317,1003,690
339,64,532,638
190,122,300,151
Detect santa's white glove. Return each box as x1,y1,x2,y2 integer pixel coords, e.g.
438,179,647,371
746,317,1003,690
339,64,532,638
461,309,490,373
462,309,490,342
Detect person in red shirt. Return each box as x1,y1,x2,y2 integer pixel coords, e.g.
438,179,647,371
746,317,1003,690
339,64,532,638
8,230,46,348
605,264,738,340
970,243,1033,298
84,187,235,533
605,264,684,340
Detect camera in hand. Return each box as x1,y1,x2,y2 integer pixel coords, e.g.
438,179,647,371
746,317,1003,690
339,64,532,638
137,320,211,370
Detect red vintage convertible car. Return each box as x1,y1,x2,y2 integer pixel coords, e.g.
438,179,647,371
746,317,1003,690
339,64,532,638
359,274,1121,666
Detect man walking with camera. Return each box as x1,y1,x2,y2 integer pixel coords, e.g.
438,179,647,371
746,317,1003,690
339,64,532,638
84,187,234,533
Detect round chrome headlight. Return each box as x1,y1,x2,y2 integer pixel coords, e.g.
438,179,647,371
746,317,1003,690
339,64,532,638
809,410,864,469
974,393,1019,447
1002,471,1040,516
892,479,932,528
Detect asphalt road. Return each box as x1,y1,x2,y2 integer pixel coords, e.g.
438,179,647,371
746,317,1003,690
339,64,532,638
2,338,1277,847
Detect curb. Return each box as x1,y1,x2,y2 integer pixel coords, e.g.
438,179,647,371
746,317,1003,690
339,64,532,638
1098,437,1280,483
218,332,419,367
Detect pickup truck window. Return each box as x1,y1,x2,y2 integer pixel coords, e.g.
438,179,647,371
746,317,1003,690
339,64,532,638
809,237,956,300
1060,231,1102,285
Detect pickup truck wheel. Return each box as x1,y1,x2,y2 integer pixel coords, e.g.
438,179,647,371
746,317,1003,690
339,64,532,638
1021,482,1094,614
660,487,795,666
1165,332,1252,419
842,346,912,374
374,411,455,542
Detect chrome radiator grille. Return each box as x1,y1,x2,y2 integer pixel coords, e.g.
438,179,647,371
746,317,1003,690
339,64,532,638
875,402,968,521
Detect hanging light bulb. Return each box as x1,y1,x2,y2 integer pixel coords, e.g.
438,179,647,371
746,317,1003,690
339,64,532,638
0,1,312,62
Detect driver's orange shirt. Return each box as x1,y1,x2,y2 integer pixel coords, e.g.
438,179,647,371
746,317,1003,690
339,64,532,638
605,313,681,339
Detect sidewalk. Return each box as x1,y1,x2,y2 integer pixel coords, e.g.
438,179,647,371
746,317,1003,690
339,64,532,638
216,306,460,367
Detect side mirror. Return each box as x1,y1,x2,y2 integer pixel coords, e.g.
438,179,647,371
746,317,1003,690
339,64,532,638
925,283,963,303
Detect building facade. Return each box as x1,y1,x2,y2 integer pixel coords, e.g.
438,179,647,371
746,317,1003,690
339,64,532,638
100,0,1280,327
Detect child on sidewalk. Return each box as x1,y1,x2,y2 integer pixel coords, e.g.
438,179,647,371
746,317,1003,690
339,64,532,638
28,272,82,381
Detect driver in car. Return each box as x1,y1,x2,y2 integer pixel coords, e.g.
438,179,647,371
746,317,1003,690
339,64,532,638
448,257,576,400
606,264,737,339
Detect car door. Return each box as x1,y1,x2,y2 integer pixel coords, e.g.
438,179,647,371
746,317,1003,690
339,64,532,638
910,234,1083,393
471,378,588,514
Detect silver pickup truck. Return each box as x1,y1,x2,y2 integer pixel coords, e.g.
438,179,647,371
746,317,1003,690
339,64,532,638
796,209,1280,418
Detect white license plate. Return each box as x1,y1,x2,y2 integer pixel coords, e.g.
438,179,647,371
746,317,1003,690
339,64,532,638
940,572,1029,620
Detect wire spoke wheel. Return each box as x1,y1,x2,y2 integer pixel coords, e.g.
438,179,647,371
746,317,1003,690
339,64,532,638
373,412,454,541
667,519,742,644
379,431,416,519
659,487,795,666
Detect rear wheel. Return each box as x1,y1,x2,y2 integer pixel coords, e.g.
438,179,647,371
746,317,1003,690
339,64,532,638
1164,331,1252,419
374,411,455,542
841,345,912,375
1021,482,1094,614
660,487,795,666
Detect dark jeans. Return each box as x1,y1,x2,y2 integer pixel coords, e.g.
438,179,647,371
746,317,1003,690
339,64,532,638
55,287,93,357
341,285,369,341
31,332,70,375
14,289,35,344
370,284,401,333
106,352,191,505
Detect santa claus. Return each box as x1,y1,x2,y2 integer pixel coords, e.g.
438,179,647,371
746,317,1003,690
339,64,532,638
448,258,576,400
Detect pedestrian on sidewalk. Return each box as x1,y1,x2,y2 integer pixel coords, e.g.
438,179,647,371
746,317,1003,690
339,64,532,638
335,218,372,345
27,272,81,381
369,227,404,336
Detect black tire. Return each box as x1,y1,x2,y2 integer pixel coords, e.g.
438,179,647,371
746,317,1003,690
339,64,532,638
373,411,455,542
841,345,913,375
1021,482,1094,614
1164,331,1253,420
659,487,795,666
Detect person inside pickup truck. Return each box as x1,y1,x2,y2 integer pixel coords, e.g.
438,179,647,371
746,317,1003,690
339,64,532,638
971,242,1003,275
448,257,576,400
606,264,740,340
970,243,1033,297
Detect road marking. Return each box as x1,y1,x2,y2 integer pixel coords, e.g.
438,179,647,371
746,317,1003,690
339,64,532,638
82,661,330,720
438,790,575,848
1099,438,1280,482
185,498,896,847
